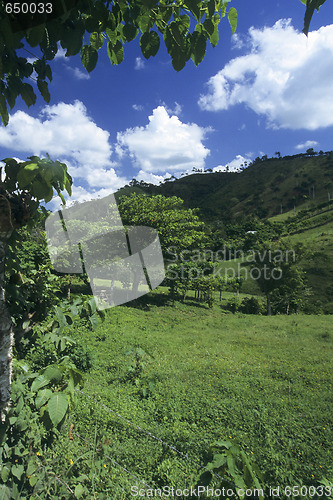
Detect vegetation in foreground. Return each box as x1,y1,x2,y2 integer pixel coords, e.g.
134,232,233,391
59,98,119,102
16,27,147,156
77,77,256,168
3,288,333,499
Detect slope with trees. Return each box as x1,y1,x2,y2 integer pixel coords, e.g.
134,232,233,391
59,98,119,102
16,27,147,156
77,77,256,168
0,0,330,496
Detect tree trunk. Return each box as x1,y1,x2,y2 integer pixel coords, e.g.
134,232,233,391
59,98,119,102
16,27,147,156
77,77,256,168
266,292,272,316
0,234,13,422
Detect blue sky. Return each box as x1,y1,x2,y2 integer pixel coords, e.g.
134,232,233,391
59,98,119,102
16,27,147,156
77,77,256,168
0,0,333,206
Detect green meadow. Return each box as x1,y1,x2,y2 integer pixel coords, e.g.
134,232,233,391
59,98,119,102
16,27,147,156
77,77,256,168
52,291,333,499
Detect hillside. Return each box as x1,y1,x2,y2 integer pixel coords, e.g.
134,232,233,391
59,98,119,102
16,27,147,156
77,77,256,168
115,151,333,222
115,151,333,313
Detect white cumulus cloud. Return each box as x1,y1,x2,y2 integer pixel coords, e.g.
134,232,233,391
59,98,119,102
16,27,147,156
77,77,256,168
66,66,90,80
116,106,211,173
136,170,170,185
295,140,319,150
199,20,333,130
213,154,252,172
0,101,127,202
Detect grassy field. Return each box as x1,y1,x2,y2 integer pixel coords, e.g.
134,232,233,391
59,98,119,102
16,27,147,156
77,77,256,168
55,291,333,499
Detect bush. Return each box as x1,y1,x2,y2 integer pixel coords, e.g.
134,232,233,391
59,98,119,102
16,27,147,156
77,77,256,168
25,327,94,373
240,296,263,315
226,296,241,313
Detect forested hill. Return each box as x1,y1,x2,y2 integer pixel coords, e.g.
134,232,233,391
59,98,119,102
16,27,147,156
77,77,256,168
115,151,333,221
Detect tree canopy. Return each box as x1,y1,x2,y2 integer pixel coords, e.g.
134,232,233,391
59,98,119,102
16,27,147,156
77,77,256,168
118,193,207,255
0,0,238,126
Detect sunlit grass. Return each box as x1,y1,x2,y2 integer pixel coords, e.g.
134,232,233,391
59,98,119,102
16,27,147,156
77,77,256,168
64,292,333,495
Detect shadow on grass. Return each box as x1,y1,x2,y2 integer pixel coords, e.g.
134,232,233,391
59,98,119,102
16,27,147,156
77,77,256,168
123,291,171,310
182,298,210,309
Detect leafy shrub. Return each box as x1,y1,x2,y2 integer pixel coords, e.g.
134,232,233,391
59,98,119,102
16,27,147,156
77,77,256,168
0,357,83,499
239,297,263,315
67,343,94,372
198,439,263,499
226,296,241,313
125,347,155,398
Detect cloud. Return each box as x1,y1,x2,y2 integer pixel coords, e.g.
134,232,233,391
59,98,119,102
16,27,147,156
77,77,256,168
0,101,127,203
212,154,252,172
54,45,67,60
199,20,333,130
132,104,144,111
136,170,170,185
66,66,90,80
135,57,145,70
295,140,319,150
161,101,183,116
116,106,211,174
54,44,89,80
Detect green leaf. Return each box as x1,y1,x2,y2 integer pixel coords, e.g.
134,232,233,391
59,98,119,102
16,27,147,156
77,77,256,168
90,32,104,50
140,31,160,59
61,26,84,56
191,32,207,66
87,297,97,314
24,163,39,172
3,86,16,110
89,313,99,329
65,175,72,196
227,453,236,476
20,83,36,107
303,0,327,35
11,465,24,480
105,27,118,44
27,458,38,477
107,40,124,65
74,483,85,498
203,18,214,36
43,365,63,382
179,14,191,34
138,11,151,33
213,13,221,25
17,164,39,188
209,25,219,47
1,466,10,483
31,179,53,201
169,22,183,47
123,24,138,42
80,45,98,73
0,92,9,126
171,51,186,72
26,25,45,47
85,16,100,33
35,388,53,409
29,476,38,487
37,80,50,104
0,485,11,500
47,393,68,427
207,0,215,18
31,374,50,392
184,0,201,21
228,7,237,34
